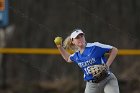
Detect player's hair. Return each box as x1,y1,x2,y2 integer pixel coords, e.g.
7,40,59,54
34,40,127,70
63,35,78,51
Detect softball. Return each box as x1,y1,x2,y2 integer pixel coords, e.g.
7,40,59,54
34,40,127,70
54,37,62,45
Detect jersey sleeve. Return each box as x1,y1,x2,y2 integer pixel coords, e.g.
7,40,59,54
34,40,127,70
69,53,75,62
94,42,113,53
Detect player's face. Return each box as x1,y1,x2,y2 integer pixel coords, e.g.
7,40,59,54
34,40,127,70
72,34,86,47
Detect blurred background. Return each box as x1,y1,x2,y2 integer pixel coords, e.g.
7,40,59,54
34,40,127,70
0,0,140,93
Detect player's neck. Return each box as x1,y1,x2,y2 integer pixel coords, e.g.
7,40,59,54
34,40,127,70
79,48,85,54
79,44,86,54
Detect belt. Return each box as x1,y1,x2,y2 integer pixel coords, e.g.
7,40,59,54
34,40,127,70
87,74,109,83
87,79,99,83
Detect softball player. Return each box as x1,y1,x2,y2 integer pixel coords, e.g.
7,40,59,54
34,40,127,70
54,29,120,93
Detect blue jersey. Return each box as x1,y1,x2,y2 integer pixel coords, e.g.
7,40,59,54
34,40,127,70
70,42,113,81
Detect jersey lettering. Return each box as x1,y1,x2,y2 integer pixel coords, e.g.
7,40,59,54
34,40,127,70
78,58,95,68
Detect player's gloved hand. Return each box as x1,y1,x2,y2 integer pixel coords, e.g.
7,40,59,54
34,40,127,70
89,64,109,83
54,37,63,47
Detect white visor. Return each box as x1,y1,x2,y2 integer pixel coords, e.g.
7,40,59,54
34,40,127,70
70,29,84,39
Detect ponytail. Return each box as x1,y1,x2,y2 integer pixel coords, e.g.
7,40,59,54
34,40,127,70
63,36,78,52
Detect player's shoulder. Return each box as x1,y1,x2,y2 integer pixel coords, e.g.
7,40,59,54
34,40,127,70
70,50,79,57
86,42,112,48
86,42,100,47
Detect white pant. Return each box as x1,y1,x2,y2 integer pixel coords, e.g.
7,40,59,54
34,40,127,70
85,73,120,93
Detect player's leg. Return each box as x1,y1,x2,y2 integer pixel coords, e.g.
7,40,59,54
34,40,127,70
85,82,101,93
104,73,120,93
